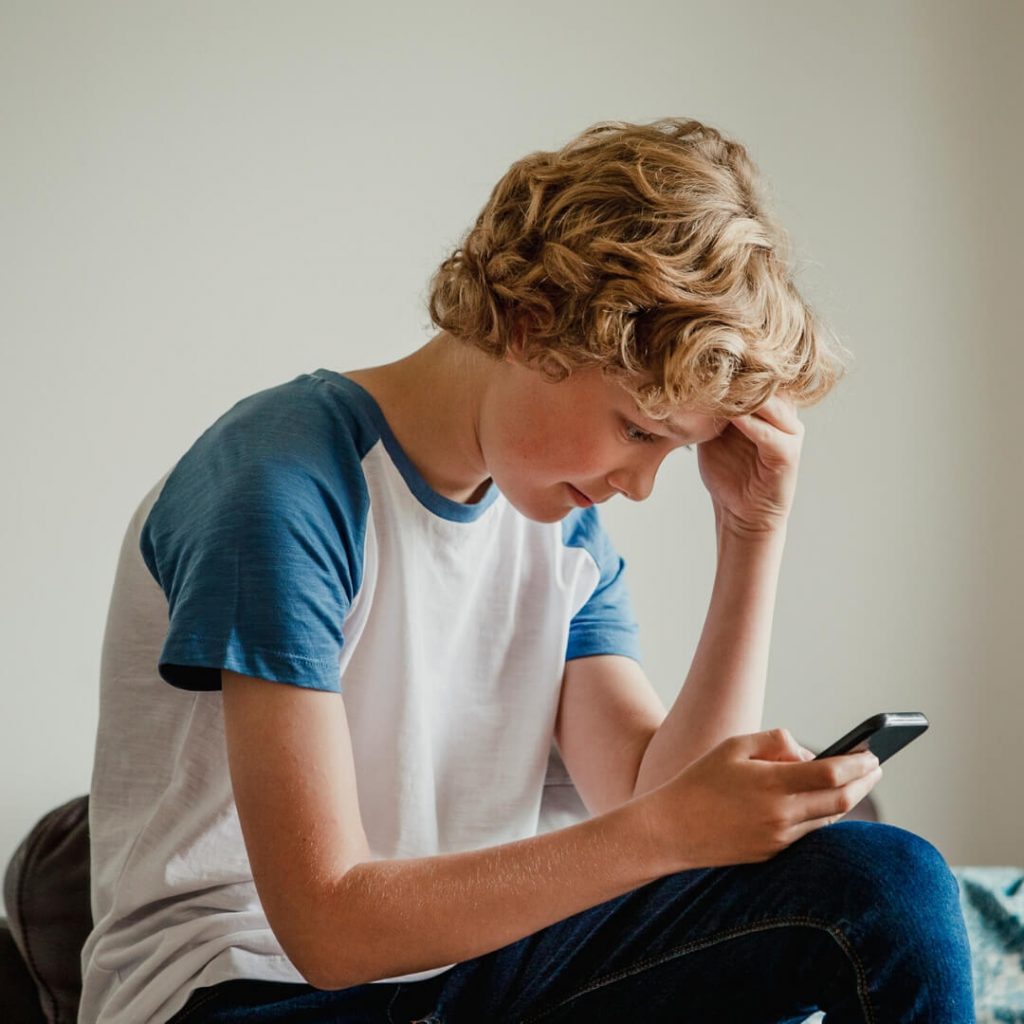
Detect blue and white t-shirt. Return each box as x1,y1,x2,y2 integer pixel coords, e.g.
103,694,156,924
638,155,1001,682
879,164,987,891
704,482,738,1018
79,369,642,1024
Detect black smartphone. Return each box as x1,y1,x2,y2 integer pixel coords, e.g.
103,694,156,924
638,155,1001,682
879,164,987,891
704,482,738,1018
814,712,929,764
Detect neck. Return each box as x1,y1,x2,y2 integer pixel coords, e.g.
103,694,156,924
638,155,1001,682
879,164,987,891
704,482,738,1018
344,332,495,504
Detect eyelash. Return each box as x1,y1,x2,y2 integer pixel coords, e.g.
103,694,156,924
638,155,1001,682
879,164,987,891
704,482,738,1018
624,422,659,443
623,421,694,451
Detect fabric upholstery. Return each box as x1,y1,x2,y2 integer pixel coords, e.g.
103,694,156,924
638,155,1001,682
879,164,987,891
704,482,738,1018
0,919,46,1022
3,795,91,1024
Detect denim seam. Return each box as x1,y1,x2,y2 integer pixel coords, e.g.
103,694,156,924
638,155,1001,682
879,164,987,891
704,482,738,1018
517,916,875,1024
386,983,404,1024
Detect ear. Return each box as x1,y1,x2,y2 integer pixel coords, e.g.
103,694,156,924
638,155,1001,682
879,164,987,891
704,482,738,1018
505,321,528,364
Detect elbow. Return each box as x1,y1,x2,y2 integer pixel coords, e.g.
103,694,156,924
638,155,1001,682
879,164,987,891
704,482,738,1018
299,948,384,993
277,916,356,990
288,934,344,991
273,924,345,991
299,961,355,993
282,926,371,993
271,871,381,992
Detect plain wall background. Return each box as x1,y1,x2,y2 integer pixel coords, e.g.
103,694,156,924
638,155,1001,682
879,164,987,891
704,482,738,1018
2,0,1021,874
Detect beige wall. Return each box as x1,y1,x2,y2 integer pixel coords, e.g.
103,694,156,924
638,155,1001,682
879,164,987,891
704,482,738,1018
2,0,1020,872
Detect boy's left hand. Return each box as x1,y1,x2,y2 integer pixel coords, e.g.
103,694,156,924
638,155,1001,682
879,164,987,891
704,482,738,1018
696,394,804,539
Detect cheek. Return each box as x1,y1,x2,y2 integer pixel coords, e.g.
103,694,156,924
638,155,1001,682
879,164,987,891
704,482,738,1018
483,419,549,484
486,387,608,480
505,429,548,464
495,427,587,484
561,435,604,472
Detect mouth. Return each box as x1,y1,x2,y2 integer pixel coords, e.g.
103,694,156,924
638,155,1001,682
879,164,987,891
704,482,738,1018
567,484,594,507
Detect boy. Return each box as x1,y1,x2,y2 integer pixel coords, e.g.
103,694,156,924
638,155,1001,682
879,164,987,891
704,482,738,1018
80,118,973,1023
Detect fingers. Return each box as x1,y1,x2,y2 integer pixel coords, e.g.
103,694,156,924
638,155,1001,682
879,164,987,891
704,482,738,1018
777,750,880,793
741,726,808,762
729,395,803,445
727,414,799,462
796,765,883,823
751,394,802,434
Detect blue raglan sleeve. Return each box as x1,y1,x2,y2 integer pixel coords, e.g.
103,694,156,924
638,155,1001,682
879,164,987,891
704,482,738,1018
138,381,371,693
562,507,643,665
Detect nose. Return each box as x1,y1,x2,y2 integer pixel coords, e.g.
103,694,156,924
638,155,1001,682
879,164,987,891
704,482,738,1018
607,456,661,502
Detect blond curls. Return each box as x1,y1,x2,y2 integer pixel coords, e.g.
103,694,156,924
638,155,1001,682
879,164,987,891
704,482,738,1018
427,117,850,419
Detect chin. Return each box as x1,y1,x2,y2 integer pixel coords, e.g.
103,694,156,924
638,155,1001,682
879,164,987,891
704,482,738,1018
502,490,571,524
515,503,569,524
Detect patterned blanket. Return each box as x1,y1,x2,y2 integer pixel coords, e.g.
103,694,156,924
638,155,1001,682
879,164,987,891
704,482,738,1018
954,867,1024,1023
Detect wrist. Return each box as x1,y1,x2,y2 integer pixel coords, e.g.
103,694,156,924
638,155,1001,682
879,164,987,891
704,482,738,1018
712,504,789,544
715,517,788,553
623,782,689,877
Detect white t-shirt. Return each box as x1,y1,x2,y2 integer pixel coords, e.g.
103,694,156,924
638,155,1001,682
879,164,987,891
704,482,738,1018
79,369,642,1024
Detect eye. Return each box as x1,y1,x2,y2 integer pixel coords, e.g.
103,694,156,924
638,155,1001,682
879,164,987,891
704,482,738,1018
622,419,696,451
623,421,659,444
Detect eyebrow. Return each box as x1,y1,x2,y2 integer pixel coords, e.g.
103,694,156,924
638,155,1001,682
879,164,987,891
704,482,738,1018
660,422,693,441
630,401,720,441
647,415,727,443
640,417,693,441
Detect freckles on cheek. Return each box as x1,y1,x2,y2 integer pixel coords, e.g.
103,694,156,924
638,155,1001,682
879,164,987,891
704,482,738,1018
502,430,548,469
567,433,602,466
499,416,596,476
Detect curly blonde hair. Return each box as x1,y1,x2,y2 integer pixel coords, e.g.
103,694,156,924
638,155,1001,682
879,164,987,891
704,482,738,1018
427,117,849,419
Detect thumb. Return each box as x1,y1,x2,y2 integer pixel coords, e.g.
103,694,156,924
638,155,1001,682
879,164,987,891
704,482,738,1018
749,727,814,763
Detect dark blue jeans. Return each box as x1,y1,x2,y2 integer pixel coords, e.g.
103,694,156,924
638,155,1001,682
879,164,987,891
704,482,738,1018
167,821,975,1023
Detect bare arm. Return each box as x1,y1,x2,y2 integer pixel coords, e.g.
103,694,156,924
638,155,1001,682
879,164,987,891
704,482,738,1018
633,526,787,798
331,796,663,987
221,670,668,991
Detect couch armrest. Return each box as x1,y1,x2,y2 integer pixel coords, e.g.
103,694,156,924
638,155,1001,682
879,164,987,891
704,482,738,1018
0,919,46,1023
3,795,92,1024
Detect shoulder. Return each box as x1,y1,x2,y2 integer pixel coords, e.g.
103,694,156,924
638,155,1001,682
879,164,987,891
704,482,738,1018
156,371,379,500
192,371,379,471
140,372,378,585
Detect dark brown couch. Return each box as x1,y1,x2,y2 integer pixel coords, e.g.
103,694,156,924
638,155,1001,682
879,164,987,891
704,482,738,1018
3,796,92,1024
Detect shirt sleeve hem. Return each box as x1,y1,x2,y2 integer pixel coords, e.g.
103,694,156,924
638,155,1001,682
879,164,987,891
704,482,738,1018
565,629,643,665
158,635,342,693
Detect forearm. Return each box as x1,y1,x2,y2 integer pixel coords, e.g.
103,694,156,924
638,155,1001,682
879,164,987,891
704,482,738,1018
633,524,787,799
306,797,666,989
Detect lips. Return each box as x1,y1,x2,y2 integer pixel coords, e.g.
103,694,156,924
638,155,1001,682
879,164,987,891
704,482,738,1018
568,484,594,507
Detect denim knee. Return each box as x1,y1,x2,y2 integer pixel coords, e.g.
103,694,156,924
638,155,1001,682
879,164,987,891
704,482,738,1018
815,820,956,887
798,820,962,933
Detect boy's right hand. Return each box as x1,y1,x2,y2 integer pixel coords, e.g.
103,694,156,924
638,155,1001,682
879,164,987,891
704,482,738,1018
638,727,883,871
